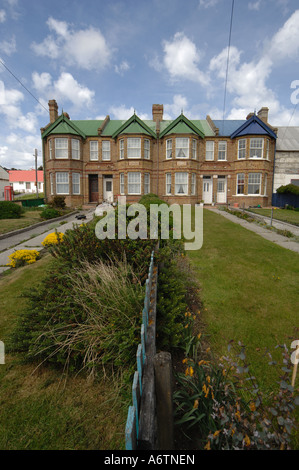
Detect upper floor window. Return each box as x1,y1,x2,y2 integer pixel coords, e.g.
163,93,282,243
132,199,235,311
238,139,246,159
192,139,197,159
55,138,68,159
120,139,124,159
127,138,141,158
102,141,111,161
90,141,98,161
205,141,214,161
218,141,227,161
49,140,52,159
71,139,80,160
166,139,172,159
144,139,150,159
176,138,189,158
250,138,263,159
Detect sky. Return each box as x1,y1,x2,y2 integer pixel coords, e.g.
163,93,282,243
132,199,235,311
1,0,299,169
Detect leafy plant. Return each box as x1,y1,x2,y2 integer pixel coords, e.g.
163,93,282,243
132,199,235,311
6,249,40,268
0,201,23,219
40,208,60,220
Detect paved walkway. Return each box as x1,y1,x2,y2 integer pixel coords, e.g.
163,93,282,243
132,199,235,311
0,209,94,274
207,207,299,254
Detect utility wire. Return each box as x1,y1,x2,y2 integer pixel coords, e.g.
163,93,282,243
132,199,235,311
222,0,235,135
0,57,48,113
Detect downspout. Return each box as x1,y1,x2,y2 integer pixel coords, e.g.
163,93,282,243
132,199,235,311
271,139,277,206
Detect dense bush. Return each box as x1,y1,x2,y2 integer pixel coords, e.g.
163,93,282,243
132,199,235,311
0,201,23,219
277,184,299,196
48,195,66,209
40,207,60,220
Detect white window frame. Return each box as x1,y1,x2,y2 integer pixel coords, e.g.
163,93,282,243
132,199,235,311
127,172,141,195
166,173,171,195
238,139,246,159
127,138,141,159
237,173,245,195
191,173,196,195
56,172,69,195
102,141,111,161
72,173,80,195
248,173,261,195
119,139,124,159
192,139,197,159
50,173,54,195
90,141,98,161
71,139,80,160
205,141,214,161
166,139,172,159
218,141,227,161
49,139,52,159
144,139,150,159
266,140,270,160
175,172,188,195
264,174,267,195
250,138,264,159
120,173,125,195
176,138,189,158
144,173,150,194
55,138,68,159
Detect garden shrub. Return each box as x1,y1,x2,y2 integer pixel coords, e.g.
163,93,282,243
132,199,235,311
7,249,40,268
0,201,23,219
9,259,144,378
40,207,60,220
277,184,299,196
48,195,66,209
42,231,64,247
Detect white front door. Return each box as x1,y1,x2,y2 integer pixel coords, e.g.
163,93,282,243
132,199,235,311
103,178,113,203
217,177,227,203
203,177,213,204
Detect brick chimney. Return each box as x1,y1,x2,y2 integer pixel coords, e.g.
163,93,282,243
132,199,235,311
257,107,269,123
48,100,58,123
152,104,163,123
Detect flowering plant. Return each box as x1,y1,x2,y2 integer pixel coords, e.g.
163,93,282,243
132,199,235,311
42,232,64,247
7,249,40,268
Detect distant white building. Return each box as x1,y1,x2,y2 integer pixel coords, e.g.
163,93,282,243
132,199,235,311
9,170,44,194
0,166,9,200
274,127,299,192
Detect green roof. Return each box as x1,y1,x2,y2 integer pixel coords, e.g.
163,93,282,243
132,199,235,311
42,113,214,139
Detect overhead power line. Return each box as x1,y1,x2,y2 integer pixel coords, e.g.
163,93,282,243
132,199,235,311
0,57,48,113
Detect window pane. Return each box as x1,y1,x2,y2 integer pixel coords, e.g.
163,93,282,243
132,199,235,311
237,173,245,194
144,139,150,159
55,138,68,158
250,138,263,158
128,138,141,158
72,139,79,159
120,173,125,194
238,139,246,159
72,173,80,195
166,139,172,159
128,172,141,194
144,173,150,194
56,172,69,194
176,138,189,158
120,139,124,159
175,172,188,195
248,173,261,194
206,141,214,160
90,141,98,160
166,173,171,195
218,141,227,160
102,141,111,160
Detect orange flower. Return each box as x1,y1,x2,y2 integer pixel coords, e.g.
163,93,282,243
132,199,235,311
244,435,251,447
249,402,256,412
193,399,199,409
204,440,211,450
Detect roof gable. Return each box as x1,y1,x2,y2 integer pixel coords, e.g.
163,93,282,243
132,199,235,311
230,114,277,139
42,114,86,139
9,170,44,182
111,114,156,139
160,114,205,138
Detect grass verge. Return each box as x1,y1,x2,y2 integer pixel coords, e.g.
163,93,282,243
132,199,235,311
248,208,299,226
0,254,127,450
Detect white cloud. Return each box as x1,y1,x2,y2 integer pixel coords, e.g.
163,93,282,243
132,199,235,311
109,104,149,120
114,61,130,76
0,35,16,55
32,71,95,109
198,0,219,8
31,17,112,71
248,1,262,10
164,95,188,119
268,9,299,61
0,10,6,22
162,32,209,86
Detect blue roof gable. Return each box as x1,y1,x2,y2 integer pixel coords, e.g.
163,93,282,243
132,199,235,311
230,114,277,139
213,120,246,136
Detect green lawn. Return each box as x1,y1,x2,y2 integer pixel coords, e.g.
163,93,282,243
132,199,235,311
188,209,299,392
0,255,127,450
249,208,299,226
0,210,43,235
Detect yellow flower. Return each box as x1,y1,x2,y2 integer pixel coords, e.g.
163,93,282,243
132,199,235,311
235,410,241,421
249,402,256,412
182,358,188,364
244,435,250,447
197,333,202,340
213,430,221,438
193,399,199,409
206,376,211,383
204,440,211,451
42,232,64,247
185,366,194,377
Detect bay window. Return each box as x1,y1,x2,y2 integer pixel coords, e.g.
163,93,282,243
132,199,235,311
176,138,189,158
71,139,80,159
175,172,188,195
166,173,171,195
56,172,69,194
250,138,263,158
127,138,141,158
128,172,141,194
144,173,150,194
237,173,245,194
72,173,80,195
144,139,150,159
238,139,246,159
55,138,68,159
166,139,172,159
248,173,261,194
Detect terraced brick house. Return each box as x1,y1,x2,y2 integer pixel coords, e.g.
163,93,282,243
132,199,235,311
41,100,277,208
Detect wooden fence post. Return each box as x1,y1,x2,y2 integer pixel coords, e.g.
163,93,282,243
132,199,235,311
154,351,174,450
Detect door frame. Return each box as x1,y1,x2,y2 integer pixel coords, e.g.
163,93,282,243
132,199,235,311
88,174,99,203
217,176,227,203
103,176,113,203
202,176,213,204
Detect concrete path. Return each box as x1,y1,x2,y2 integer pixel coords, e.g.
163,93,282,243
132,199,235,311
206,207,299,254
0,209,95,274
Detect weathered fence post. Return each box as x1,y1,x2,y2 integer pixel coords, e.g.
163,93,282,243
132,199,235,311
154,351,174,450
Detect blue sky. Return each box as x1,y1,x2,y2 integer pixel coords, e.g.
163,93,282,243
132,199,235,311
1,0,299,169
